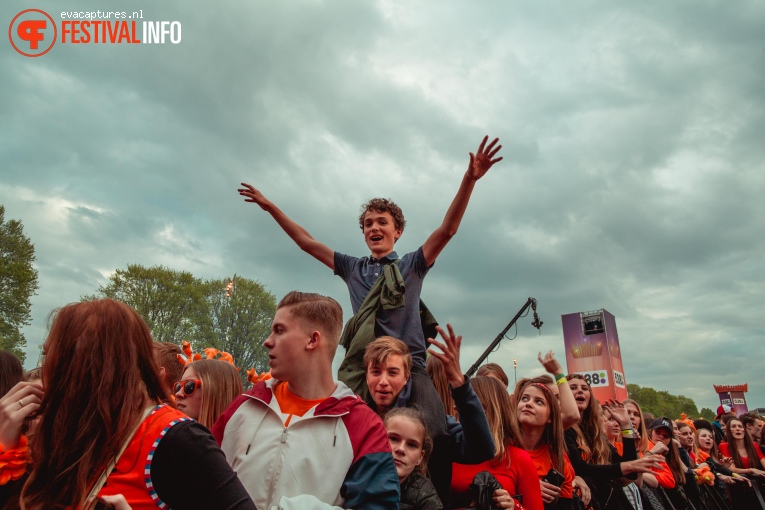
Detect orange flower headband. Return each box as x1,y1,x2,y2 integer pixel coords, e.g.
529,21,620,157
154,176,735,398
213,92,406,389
177,340,271,384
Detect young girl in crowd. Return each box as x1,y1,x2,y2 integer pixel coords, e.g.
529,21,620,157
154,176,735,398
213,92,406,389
515,380,574,510
719,417,765,507
175,358,243,430
719,417,765,475
3,299,255,510
451,376,544,510
622,399,671,490
566,376,659,510
384,407,442,510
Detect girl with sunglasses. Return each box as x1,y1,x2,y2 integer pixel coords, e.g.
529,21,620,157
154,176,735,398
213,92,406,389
175,359,244,430
9,299,255,510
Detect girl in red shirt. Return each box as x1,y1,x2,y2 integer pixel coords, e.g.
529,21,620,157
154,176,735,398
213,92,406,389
451,376,543,510
516,381,574,510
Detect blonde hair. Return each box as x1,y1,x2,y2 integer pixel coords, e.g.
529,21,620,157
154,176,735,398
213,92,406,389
278,291,343,353
471,376,521,465
622,399,650,454
476,363,509,388
426,356,455,419
364,336,412,378
183,359,243,429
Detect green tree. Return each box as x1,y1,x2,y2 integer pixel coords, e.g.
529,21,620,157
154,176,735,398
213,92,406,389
89,265,277,384
89,264,211,345
0,206,39,364
627,383,707,420
699,408,716,421
202,275,276,379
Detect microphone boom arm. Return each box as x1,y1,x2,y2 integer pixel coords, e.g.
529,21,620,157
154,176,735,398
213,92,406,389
465,297,542,378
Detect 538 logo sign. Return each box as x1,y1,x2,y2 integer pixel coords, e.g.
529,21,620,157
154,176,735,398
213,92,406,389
9,9,57,57
573,371,609,388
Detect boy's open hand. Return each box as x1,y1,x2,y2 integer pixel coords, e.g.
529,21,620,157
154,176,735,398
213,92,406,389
238,182,271,210
467,135,503,180
427,324,465,388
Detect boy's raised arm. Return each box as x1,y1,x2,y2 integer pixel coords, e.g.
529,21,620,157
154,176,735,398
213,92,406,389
421,136,503,266
238,182,335,270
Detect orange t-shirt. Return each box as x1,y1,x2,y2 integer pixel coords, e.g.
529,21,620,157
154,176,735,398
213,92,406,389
526,445,574,499
273,382,327,426
645,440,676,489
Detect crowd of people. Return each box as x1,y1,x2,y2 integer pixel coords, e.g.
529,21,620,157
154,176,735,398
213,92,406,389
1,137,762,509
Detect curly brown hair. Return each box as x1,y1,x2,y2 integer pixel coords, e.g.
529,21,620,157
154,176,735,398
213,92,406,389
358,198,406,233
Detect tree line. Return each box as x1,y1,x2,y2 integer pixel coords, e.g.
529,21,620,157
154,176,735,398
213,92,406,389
627,383,716,422
85,264,276,382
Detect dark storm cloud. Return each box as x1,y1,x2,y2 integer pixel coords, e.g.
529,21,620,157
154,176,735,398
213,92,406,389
1,0,763,410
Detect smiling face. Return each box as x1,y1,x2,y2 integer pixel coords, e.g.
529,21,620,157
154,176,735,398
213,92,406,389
568,378,591,413
175,366,203,420
366,354,408,414
386,415,425,482
517,385,551,429
677,424,694,449
362,211,402,258
697,429,715,452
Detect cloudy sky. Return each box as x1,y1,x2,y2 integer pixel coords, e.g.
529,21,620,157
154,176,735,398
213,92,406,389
2,0,763,412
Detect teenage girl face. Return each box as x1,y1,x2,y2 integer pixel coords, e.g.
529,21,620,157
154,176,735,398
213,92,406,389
697,429,714,452
386,415,425,482
677,425,694,449
517,385,551,428
603,415,620,441
728,419,746,441
175,366,203,421
651,427,672,447
568,378,591,413
625,402,642,432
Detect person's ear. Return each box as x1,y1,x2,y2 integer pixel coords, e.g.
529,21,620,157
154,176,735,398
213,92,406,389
306,331,321,351
416,450,424,466
159,366,167,378
394,229,402,241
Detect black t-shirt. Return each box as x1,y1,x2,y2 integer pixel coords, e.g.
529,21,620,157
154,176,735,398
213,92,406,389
148,421,256,510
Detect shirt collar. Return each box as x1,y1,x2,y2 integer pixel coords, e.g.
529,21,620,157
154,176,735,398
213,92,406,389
370,251,399,263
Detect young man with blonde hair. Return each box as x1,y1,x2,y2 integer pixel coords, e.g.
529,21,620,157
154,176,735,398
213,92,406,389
213,291,399,510
363,327,495,508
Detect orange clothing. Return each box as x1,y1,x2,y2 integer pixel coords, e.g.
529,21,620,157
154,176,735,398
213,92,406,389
273,382,327,426
645,440,676,489
526,445,575,499
99,405,190,509
696,450,710,463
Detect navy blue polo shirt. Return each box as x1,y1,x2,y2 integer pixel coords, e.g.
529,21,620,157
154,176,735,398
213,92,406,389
334,247,432,367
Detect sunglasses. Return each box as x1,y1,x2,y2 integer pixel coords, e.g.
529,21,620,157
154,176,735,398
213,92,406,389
173,379,202,396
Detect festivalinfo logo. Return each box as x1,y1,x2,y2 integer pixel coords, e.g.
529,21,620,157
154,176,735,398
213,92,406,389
9,8,182,57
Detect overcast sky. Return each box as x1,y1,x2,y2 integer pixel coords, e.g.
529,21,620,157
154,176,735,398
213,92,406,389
2,0,763,412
